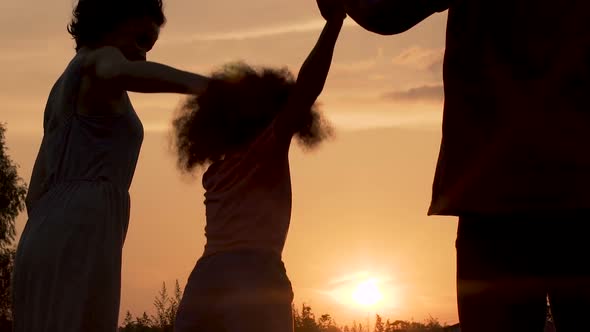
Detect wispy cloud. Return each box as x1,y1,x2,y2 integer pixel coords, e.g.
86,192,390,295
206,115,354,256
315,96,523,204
161,19,357,44
326,271,376,288
331,47,385,73
326,272,396,289
392,46,445,73
135,110,443,135
382,85,444,103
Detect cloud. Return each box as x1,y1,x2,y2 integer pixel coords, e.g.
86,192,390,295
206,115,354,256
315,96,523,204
331,47,385,73
326,271,374,288
103,107,443,135
392,46,444,73
130,111,443,135
382,84,444,103
328,110,442,131
162,19,357,44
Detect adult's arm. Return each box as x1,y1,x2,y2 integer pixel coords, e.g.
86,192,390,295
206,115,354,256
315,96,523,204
82,46,210,95
343,0,450,35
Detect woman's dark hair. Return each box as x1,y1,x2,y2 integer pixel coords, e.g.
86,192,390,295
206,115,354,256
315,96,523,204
67,0,166,51
173,62,333,173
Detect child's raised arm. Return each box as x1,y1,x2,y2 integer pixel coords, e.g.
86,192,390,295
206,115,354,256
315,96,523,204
82,46,210,95
275,0,345,136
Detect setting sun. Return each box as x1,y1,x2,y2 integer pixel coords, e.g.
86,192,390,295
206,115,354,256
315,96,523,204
352,279,383,307
325,272,401,312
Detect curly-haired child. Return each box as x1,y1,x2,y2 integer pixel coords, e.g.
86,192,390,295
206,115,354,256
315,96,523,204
172,1,346,331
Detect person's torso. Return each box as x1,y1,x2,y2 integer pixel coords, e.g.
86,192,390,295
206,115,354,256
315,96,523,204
431,0,590,215
201,126,292,258
25,54,144,212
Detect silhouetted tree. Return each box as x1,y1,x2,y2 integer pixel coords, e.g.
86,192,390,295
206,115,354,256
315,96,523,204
120,311,156,332
348,321,365,332
294,304,320,332
319,314,332,329
374,314,385,332
318,313,341,332
0,123,26,250
425,315,444,329
121,280,183,332
338,317,451,332
152,281,169,328
0,123,27,326
123,311,134,326
0,249,15,325
391,319,410,330
291,304,343,332
384,319,392,332
152,281,182,331
137,312,155,331
171,280,182,322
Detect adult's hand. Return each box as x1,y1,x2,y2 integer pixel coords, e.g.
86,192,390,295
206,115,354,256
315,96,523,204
343,0,448,35
342,0,383,28
343,0,381,11
317,0,347,22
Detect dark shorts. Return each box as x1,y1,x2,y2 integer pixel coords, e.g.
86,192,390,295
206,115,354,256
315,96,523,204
456,213,590,332
174,250,294,332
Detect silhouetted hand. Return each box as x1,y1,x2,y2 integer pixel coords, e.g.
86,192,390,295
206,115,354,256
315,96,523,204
341,0,378,11
317,0,347,21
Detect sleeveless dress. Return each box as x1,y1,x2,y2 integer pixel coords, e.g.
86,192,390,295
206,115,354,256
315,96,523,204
13,54,143,332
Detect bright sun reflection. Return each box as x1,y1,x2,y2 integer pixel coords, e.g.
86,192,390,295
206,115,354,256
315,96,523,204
352,279,383,307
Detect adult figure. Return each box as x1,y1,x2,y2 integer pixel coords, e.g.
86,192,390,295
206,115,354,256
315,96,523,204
13,0,208,331
343,0,590,331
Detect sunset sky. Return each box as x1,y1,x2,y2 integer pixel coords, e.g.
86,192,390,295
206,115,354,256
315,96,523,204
1,0,459,326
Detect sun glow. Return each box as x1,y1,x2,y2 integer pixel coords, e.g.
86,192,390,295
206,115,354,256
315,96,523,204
325,272,401,312
352,279,383,307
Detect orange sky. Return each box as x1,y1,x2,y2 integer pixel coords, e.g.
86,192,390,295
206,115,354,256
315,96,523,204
1,0,459,326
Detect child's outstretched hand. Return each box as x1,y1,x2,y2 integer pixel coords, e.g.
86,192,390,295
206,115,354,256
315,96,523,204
317,0,347,21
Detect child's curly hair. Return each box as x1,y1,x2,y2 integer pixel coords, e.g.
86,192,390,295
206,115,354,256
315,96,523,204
173,62,333,173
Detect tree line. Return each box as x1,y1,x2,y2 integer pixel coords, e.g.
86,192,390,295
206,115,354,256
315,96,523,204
119,281,453,332
0,123,27,332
